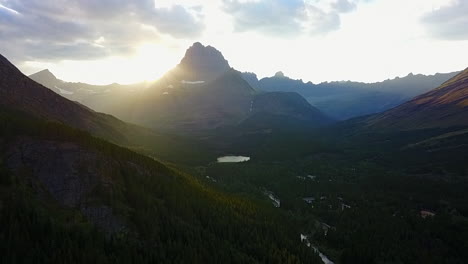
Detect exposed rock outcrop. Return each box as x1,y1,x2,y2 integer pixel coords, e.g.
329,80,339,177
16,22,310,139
5,137,126,234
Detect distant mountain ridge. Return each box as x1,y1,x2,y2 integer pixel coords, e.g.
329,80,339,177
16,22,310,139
29,43,460,127
368,68,468,129
242,71,459,120
29,68,149,116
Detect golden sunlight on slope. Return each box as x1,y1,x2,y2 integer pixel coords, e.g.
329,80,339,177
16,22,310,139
368,68,468,129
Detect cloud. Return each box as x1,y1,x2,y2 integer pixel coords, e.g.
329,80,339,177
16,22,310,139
331,0,356,13
304,5,341,35
221,0,361,36
0,0,205,62
222,0,306,35
143,5,205,38
421,0,468,40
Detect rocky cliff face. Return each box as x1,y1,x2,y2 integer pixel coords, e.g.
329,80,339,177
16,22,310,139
174,42,231,82
5,137,129,234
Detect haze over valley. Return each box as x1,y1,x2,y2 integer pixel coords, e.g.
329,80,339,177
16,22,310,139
1,0,468,263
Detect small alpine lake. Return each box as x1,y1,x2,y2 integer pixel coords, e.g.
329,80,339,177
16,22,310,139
217,156,250,163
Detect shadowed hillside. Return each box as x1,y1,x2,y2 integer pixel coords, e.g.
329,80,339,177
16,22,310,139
368,68,468,129
0,53,322,263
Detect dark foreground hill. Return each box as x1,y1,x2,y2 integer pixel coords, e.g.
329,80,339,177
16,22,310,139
0,109,321,263
0,53,321,263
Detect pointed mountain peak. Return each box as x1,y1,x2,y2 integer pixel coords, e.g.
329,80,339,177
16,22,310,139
29,69,57,80
29,68,61,85
185,42,221,54
190,41,204,49
171,42,231,82
274,71,286,78
180,42,230,70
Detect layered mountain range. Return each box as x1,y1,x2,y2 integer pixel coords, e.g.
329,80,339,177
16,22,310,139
242,70,458,120
31,42,332,132
31,43,459,128
2,39,468,264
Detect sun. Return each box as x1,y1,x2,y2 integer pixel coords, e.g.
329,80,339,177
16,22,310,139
131,43,181,82
20,42,183,85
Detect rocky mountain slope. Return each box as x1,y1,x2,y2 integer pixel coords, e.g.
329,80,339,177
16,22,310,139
252,91,331,123
136,43,332,132
368,68,468,129
1,54,212,164
0,54,126,140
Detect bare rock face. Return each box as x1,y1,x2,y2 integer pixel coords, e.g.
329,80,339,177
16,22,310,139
177,42,231,82
166,42,231,83
5,137,125,234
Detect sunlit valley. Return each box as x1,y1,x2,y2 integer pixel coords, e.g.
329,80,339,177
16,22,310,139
1,1,468,263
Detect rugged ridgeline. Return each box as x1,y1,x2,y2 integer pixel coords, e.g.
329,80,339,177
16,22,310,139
31,43,332,133
165,41,232,82
1,54,215,164
0,54,130,141
242,71,459,120
29,69,149,118
368,68,468,129
0,54,322,263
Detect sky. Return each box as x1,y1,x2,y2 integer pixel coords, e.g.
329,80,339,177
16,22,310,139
0,0,467,85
